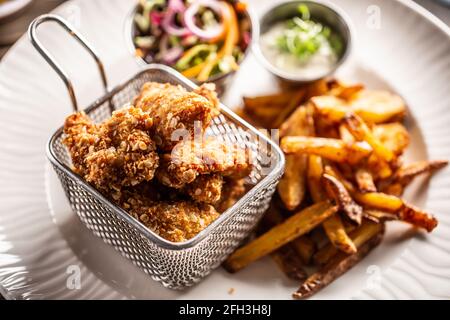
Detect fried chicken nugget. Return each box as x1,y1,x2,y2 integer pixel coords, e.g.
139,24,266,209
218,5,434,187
133,82,219,150
183,174,224,204
156,137,253,188
215,178,246,213
63,107,159,193
119,189,220,242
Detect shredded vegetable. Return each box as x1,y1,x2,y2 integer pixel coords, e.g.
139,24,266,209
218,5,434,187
133,0,251,81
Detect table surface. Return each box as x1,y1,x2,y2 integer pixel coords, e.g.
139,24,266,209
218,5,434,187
0,0,449,300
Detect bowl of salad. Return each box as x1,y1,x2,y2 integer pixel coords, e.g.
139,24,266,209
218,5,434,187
128,0,257,94
255,1,352,83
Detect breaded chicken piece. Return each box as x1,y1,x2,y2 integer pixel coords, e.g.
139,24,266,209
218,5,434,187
156,160,224,204
119,189,220,242
183,174,224,204
215,178,246,213
63,107,159,193
133,82,219,150
156,137,253,188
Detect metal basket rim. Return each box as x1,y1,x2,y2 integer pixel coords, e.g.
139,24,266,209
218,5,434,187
47,64,285,250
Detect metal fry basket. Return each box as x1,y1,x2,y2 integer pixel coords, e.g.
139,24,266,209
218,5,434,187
29,14,285,289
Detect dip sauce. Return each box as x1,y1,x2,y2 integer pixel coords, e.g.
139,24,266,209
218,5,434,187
260,21,338,79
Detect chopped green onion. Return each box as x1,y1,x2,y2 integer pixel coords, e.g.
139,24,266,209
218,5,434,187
275,4,342,62
298,4,310,20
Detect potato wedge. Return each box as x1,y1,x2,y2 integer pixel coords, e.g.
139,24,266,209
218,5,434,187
349,90,406,124
313,220,384,266
372,123,410,155
355,168,377,193
322,214,357,254
294,225,384,299
344,113,395,162
224,201,335,272
323,174,363,225
281,136,372,164
399,201,438,232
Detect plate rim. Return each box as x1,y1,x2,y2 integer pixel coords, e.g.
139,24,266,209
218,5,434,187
0,0,449,300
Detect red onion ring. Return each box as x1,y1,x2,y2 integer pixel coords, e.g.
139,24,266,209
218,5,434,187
184,0,224,40
162,0,191,36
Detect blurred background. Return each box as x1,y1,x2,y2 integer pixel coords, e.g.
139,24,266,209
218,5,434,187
0,0,449,60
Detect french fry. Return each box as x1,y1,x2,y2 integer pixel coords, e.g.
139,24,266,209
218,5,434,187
372,123,410,155
304,79,329,100
352,191,403,212
348,90,406,124
278,107,315,210
324,166,403,213
291,236,316,265
223,201,335,272
243,92,295,111
273,89,307,128
271,245,308,281
394,160,448,186
367,154,393,179
399,202,438,232
344,113,395,162
294,225,384,299
328,80,364,100
308,155,326,202
323,165,356,193
279,104,315,138
311,95,348,122
313,220,384,266
263,202,317,263
355,168,377,193
259,203,308,280
364,209,398,223
379,160,448,196
322,214,357,254
278,154,308,210
281,136,372,164
339,124,355,144
322,174,363,225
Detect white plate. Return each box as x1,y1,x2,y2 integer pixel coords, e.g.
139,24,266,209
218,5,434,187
0,0,32,20
0,0,449,300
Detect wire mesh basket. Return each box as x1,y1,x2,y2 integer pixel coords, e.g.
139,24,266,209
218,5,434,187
29,14,285,289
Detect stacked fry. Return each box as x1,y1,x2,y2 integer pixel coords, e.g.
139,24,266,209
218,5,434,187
226,79,447,299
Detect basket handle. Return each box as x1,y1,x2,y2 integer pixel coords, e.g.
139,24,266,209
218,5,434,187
28,14,109,112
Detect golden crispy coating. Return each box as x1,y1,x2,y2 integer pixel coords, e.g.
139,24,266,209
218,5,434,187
194,83,220,110
133,82,218,150
183,174,224,204
63,107,159,193
119,189,220,242
156,137,253,187
215,178,246,213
